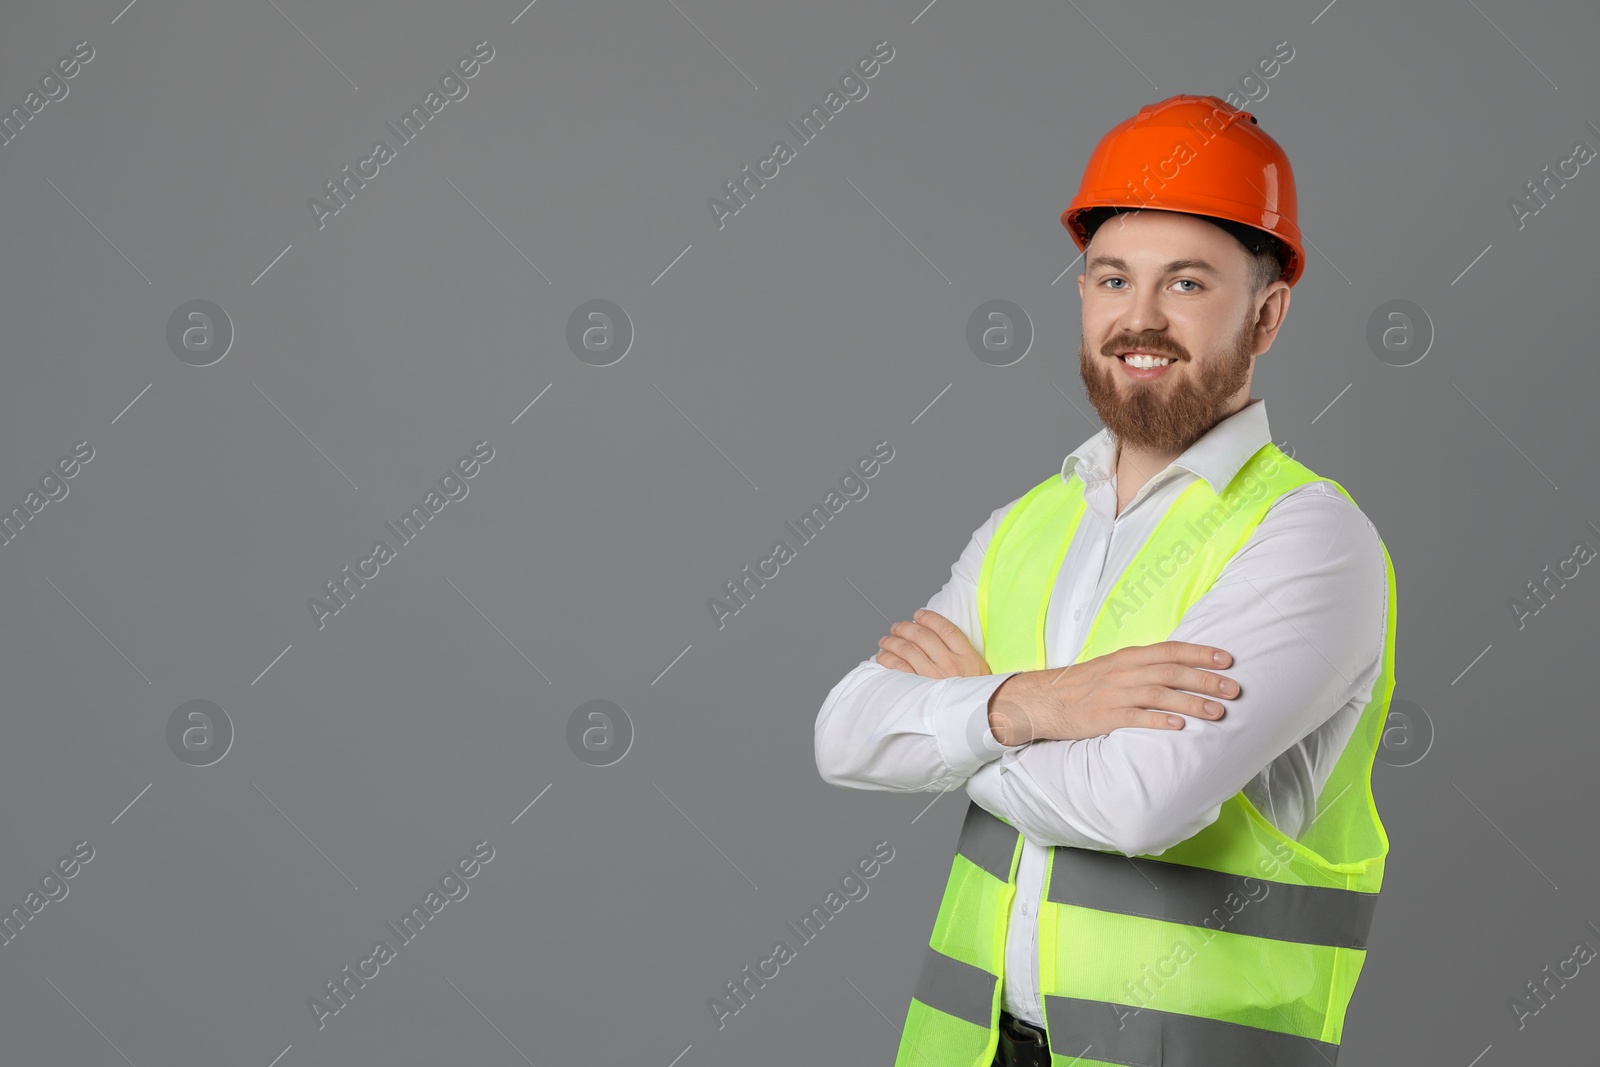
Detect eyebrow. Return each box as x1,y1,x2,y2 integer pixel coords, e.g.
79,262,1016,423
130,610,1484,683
1085,255,1224,277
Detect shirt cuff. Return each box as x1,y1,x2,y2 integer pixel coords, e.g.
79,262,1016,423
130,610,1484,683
931,672,1025,778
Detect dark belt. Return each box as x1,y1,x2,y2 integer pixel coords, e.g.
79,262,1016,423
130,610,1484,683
995,1009,1051,1067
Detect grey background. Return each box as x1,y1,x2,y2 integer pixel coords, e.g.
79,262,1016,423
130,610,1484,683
1,0,1595,1064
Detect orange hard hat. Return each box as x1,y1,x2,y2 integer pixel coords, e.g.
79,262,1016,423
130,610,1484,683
1061,94,1306,287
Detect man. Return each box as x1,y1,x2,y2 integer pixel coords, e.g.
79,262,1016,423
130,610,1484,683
814,95,1398,1067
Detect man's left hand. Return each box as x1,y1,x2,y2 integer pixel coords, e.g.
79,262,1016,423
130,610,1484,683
875,609,991,678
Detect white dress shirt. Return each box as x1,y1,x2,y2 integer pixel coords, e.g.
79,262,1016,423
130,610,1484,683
812,397,1391,1028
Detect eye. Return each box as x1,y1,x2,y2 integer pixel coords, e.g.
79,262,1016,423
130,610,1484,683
1173,279,1201,293
1101,277,1127,290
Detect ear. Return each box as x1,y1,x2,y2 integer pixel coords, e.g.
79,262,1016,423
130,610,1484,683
1253,283,1291,348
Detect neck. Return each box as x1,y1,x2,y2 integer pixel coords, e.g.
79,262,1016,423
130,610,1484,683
1109,396,1254,514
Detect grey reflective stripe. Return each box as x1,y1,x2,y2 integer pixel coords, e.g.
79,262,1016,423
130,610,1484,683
957,802,1019,883
1047,845,1377,949
1044,995,1339,1067
912,947,996,1030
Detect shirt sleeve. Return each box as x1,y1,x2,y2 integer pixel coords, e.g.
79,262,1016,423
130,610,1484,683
963,483,1391,857
813,495,1031,793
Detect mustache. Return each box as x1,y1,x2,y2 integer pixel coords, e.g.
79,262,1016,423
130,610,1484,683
1103,337,1186,360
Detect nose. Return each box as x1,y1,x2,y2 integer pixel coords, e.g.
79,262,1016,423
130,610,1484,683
1118,283,1169,338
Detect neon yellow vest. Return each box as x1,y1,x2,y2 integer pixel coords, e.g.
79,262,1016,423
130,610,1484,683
894,442,1397,1067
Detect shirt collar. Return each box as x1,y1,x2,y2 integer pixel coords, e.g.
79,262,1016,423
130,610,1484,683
1059,397,1273,496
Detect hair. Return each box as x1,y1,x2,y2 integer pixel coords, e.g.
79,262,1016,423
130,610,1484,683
1240,240,1286,295
1079,207,1286,295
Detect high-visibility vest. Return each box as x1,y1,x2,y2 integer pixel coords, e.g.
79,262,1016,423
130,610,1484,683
894,442,1397,1067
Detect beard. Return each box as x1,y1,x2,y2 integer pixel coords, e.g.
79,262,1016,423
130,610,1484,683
1079,312,1257,455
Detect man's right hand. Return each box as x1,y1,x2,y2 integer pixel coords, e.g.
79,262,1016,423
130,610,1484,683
986,642,1240,746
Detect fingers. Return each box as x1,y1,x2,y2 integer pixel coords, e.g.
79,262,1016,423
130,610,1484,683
877,629,943,676
1115,642,1240,718
1182,665,1240,700
912,609,975,654
899,615,960,661
875,649,916,673
1164,640,1232,668
880,616,957,673
1124,679,1231,727
1140,709,1191,730
1130,677,1229,720
1119,641,1232,668
1146,661,1240,703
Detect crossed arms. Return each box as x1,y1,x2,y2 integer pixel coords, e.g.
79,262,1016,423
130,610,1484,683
812,484,1388,856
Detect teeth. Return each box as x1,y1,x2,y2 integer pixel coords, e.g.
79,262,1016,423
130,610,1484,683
1122,353,1172,368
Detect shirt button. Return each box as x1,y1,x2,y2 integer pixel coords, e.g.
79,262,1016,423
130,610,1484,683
1021,900,1031,916
1073,608,1082,620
